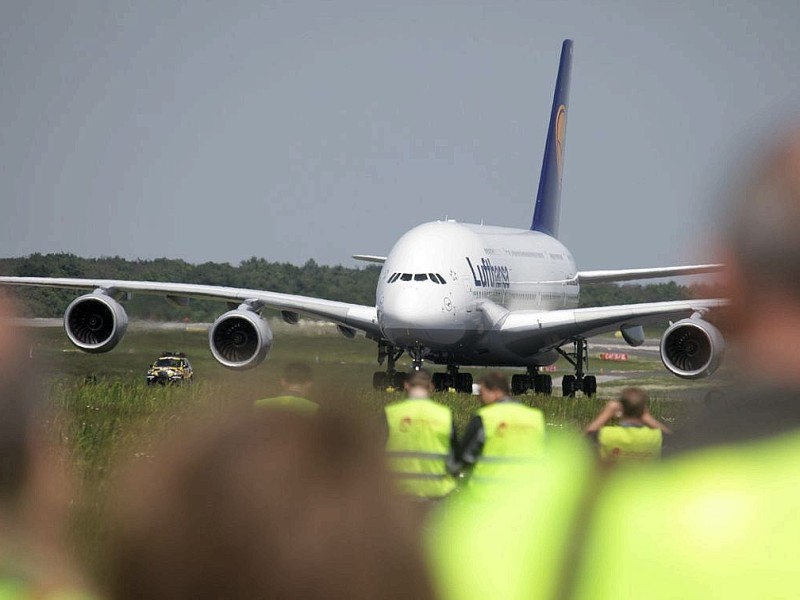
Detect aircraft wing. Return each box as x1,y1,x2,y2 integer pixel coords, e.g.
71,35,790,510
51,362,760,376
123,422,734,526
352,255,387,264
576,264,723,283
497,299,726,349
0,276,380,336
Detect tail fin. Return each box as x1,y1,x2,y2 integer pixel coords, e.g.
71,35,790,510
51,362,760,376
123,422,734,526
531,39,573,238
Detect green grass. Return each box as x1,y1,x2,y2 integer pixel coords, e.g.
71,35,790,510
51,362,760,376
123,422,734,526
30,321,709,473
25,321,714,573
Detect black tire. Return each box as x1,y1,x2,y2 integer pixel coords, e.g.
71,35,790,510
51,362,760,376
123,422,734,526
458,372,473,394
392,371,407,390
583,375,597,397
562,374,576,397
511,374,528,396
432,372,446,391
536,374,553,396
373,371,387,390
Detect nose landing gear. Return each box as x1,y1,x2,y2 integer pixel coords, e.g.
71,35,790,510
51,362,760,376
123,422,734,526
556,338,597,397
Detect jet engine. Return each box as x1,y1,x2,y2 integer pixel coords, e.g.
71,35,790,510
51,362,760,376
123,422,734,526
64,293,129,353
209,307,273,370
660,317,725,379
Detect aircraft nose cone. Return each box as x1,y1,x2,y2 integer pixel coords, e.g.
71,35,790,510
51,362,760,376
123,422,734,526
380,288,464,348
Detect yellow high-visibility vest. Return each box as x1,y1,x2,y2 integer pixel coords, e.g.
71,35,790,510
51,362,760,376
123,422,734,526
470,401,546,485
0,579,98,600
254,395,319,414
597,425,662,462
426,433,594,600
385,398,456,498
573,430,800,598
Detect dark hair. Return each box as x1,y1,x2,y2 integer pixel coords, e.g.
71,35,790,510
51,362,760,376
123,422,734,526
106,410,435,600
282,362,313,385
725,131,800,297
405,369,432,387
478,371,511,396
619,387,649,418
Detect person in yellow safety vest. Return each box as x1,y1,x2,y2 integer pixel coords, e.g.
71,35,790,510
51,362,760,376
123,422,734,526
453,371,545,485
584,387,670,463
384,370,458,500
426,434,594,600
428,127,800,600
570,125,800,599
255,363,319,413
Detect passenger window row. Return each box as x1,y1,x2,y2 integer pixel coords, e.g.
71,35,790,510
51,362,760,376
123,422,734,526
386,272,447,284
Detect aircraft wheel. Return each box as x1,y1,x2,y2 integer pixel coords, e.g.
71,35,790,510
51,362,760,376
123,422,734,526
458,373,473,393
583,375,597,397
373,372,387,390
392,371,407,389
432,372,446,392
562,374,576,397
511,374,529,396
535,374,553,396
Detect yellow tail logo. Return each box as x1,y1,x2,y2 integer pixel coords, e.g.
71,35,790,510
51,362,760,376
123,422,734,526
555,104,567,186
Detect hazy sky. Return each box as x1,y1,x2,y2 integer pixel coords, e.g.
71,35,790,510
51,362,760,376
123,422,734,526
1,1,798,270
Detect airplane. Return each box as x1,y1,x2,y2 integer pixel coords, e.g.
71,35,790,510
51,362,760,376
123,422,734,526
0,39,725,397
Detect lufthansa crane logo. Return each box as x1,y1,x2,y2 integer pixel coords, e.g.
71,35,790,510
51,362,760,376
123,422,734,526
555,104,567,186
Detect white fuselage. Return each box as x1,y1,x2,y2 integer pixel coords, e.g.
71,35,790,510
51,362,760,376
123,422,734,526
376,220,579,366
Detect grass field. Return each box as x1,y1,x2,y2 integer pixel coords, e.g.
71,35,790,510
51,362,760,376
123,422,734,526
23,320,719,573
30,320,719,484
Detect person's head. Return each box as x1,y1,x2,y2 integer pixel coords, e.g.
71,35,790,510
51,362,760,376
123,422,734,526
106,409,435,600
721,130,800,337
478,372,510,405
0,295,84,591
404,369,433,399
0,295,45,508
619,387,649,419
280,362,313,396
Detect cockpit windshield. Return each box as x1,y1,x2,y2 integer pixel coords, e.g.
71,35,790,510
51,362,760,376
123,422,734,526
386,272,447,284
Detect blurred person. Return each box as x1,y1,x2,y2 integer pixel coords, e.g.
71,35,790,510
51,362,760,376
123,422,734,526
105,409,435,600
584,387,668,463
568,128,800,598
427,431,594,600
453,372,546,485
0,296,94,599
384,370,457,500
255,362,318,412
428,132,800,600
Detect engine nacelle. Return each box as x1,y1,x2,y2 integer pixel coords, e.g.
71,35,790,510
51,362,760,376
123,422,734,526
660,317,725,379
209,307,273,370
64,293,129,353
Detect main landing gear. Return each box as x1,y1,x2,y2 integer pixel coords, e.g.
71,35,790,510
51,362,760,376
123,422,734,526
372,341,406,390
372,343,474,393
432,364,473,393
511,367,553,396
556,338,597,397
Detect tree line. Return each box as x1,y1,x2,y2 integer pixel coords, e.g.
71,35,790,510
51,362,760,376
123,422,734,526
0,253,721,322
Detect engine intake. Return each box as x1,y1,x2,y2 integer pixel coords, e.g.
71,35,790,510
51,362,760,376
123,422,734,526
660,317,725,379
64,293,128,353
209,308,273,370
